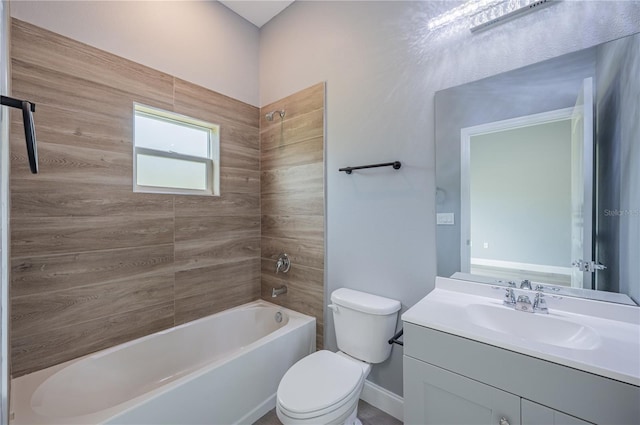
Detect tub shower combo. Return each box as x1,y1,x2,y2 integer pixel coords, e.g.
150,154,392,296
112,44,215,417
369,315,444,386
11,302,315,424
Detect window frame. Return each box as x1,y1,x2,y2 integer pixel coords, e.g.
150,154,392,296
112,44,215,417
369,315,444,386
133,103,220,196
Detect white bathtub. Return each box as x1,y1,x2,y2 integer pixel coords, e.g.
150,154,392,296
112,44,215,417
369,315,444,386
11,300,315,425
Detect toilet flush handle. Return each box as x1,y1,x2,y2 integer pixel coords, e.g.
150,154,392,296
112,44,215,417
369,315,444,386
328,304,339,313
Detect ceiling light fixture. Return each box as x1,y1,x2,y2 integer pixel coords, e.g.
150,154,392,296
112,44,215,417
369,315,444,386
427,0,559,33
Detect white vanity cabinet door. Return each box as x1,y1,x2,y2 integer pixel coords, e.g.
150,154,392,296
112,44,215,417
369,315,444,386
404,356,520,425
521,400,592,425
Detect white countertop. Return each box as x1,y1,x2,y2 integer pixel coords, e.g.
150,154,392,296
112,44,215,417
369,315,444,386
402,277,640,386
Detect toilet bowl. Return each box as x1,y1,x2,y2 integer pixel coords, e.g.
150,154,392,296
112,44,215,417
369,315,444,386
276,351,370,425
276,289,401,425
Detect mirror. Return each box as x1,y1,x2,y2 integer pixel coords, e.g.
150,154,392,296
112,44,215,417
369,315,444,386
435,32,640,306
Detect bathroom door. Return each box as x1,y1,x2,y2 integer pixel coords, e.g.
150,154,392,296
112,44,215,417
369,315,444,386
570,78,594,289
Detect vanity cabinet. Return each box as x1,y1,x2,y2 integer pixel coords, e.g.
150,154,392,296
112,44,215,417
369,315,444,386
404,356,521,425
403,322,639,425
404,355,591,425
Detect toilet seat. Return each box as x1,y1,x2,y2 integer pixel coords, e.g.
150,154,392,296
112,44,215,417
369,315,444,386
277,350,365,420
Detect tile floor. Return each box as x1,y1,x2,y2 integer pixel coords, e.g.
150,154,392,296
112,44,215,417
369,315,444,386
253,400,402,425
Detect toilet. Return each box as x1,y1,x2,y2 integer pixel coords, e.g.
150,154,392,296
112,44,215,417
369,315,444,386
276,288,401,425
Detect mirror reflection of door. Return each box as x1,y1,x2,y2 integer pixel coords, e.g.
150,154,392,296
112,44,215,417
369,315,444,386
461,80,595,289
570,77,594,289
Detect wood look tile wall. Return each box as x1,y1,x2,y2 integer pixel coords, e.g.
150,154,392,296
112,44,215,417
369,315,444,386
9,19,261,376
260,83,325,349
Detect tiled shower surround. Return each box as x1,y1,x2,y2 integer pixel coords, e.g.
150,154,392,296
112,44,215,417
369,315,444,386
9,19,324,376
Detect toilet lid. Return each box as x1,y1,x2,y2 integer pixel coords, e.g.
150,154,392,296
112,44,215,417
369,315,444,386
277,350,364,415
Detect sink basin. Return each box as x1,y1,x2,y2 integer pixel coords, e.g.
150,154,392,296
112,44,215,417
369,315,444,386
466,304,602,350
402,276,640,386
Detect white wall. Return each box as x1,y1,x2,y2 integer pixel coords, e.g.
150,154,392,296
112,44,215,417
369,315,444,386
10,0,260,106
260,0,640,396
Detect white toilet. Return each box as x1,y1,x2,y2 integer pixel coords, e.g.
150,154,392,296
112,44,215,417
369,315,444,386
276,288,401,425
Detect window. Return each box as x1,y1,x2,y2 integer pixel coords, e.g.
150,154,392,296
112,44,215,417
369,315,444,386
133,104,220,196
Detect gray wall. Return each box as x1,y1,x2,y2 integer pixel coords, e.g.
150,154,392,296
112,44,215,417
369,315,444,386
260,1,640,396
470,121,572,267
10,0,260,105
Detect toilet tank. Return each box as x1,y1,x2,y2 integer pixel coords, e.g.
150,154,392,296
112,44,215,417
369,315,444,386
330,288,401,364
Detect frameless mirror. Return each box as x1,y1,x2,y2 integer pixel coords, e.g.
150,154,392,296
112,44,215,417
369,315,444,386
435,32,639,306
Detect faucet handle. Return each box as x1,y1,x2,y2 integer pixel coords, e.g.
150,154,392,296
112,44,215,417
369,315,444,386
503,288,516,306
520,279,532,290
275,253,291,274
533,292,549,314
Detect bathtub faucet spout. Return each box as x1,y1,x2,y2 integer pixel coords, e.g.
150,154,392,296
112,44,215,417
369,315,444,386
272,285,288,298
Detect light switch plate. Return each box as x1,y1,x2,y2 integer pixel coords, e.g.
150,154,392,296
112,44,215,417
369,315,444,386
437,213,455,225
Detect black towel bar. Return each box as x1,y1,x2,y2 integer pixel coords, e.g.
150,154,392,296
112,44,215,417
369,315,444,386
339,161,401,174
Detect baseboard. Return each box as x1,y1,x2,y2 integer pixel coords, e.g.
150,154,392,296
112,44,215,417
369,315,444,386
360,379,403,422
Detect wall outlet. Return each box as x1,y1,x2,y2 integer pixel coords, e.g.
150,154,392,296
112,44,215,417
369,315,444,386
483,242,489,249
436,213,455,225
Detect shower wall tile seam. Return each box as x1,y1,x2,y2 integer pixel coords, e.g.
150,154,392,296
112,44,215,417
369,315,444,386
12,297,176,341
10,58,174,118
10,246,175,299
173,213,261,219
12,301,176,377
261,187,324,195
262,134,324,157
11,283,175,338
10,223,176,258
173,280,261,304
172,190,177,328
259,132,324,153
9,242,176,261
10,269,175,301
6,136,137,164
260,258,324,275
11,19,174,104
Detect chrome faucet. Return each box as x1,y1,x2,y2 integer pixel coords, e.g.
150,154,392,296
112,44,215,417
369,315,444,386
502,281,550,314
520,279,532,290
515,295,533,313
533,292,549,314
275,253,291,274
272,285,287,298
503,288,516,306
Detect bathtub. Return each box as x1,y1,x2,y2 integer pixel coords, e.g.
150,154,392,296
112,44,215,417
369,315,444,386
10,300,315,425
